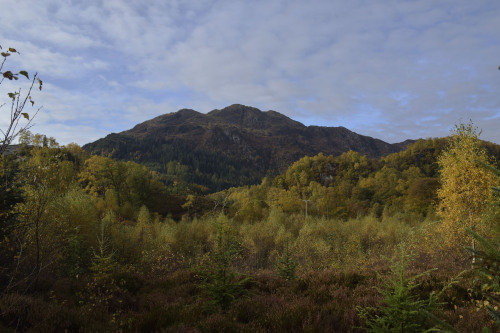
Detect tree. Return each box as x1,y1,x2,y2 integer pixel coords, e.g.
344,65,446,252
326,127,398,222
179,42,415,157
79,155,128,205
0,45,43,290
201,214,251,311
79,156,166,217
357,247,440,333
15,138,74,286
437,121,497,256
182,194,195,218
0,45,42,154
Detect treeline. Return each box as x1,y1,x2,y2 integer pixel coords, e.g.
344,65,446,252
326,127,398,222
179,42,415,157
222,138,446,222
222,137,500,223
83,134,264,192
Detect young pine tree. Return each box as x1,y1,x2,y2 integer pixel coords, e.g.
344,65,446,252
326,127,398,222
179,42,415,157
357,245,452,333
201,214,251,311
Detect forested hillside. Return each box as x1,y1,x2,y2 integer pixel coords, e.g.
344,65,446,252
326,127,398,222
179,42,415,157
219,137,499,222
1,127,499,331
83,104,413,192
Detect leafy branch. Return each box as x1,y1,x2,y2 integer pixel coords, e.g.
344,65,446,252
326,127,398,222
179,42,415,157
0,45,43,155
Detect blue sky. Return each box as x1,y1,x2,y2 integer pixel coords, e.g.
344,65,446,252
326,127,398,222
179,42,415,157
1,0,499,145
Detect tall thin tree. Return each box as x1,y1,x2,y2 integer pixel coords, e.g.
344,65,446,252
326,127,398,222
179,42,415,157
437,121,497,261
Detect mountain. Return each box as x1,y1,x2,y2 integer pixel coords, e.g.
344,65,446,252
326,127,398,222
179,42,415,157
83,104,413,192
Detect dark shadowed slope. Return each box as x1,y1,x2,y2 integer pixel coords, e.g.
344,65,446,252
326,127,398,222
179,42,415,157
83,104,413,191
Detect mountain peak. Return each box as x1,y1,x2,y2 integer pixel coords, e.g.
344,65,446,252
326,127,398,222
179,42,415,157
208,104,265,125
213,104,262,114
176,108,200,116
208,104,303,130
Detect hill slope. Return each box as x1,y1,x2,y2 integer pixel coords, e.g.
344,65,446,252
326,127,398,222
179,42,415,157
83,104,412,191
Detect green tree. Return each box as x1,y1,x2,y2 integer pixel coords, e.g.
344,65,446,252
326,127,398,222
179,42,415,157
0,154,22,238
276,241,298,280
404,177,439,216
201,214,251,310
357,246,448,333
0,154,24,291
437,121,497,256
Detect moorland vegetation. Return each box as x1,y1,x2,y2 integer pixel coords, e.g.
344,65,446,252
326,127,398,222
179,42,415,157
0,127,499,332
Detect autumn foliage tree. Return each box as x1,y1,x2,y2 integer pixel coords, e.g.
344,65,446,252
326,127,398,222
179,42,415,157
437,121,497,255
16,137,75,285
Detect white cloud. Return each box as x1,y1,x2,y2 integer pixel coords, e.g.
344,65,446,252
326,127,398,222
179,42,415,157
1,0,499,145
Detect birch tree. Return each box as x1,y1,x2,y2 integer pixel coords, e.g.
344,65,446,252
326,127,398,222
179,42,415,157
437,121,497,257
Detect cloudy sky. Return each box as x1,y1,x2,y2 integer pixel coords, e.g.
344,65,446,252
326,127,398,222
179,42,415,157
1,0,499,145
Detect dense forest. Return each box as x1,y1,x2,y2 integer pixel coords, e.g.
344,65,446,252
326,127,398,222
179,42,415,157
0,124,499,331
84,134,264,193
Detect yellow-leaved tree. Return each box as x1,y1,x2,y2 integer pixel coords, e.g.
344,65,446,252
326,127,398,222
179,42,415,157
437,121,497,258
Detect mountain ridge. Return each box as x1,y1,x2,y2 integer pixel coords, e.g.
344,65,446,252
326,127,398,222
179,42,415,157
83,104,414,191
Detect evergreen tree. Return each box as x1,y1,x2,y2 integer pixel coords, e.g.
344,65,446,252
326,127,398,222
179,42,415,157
357,246,447,333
